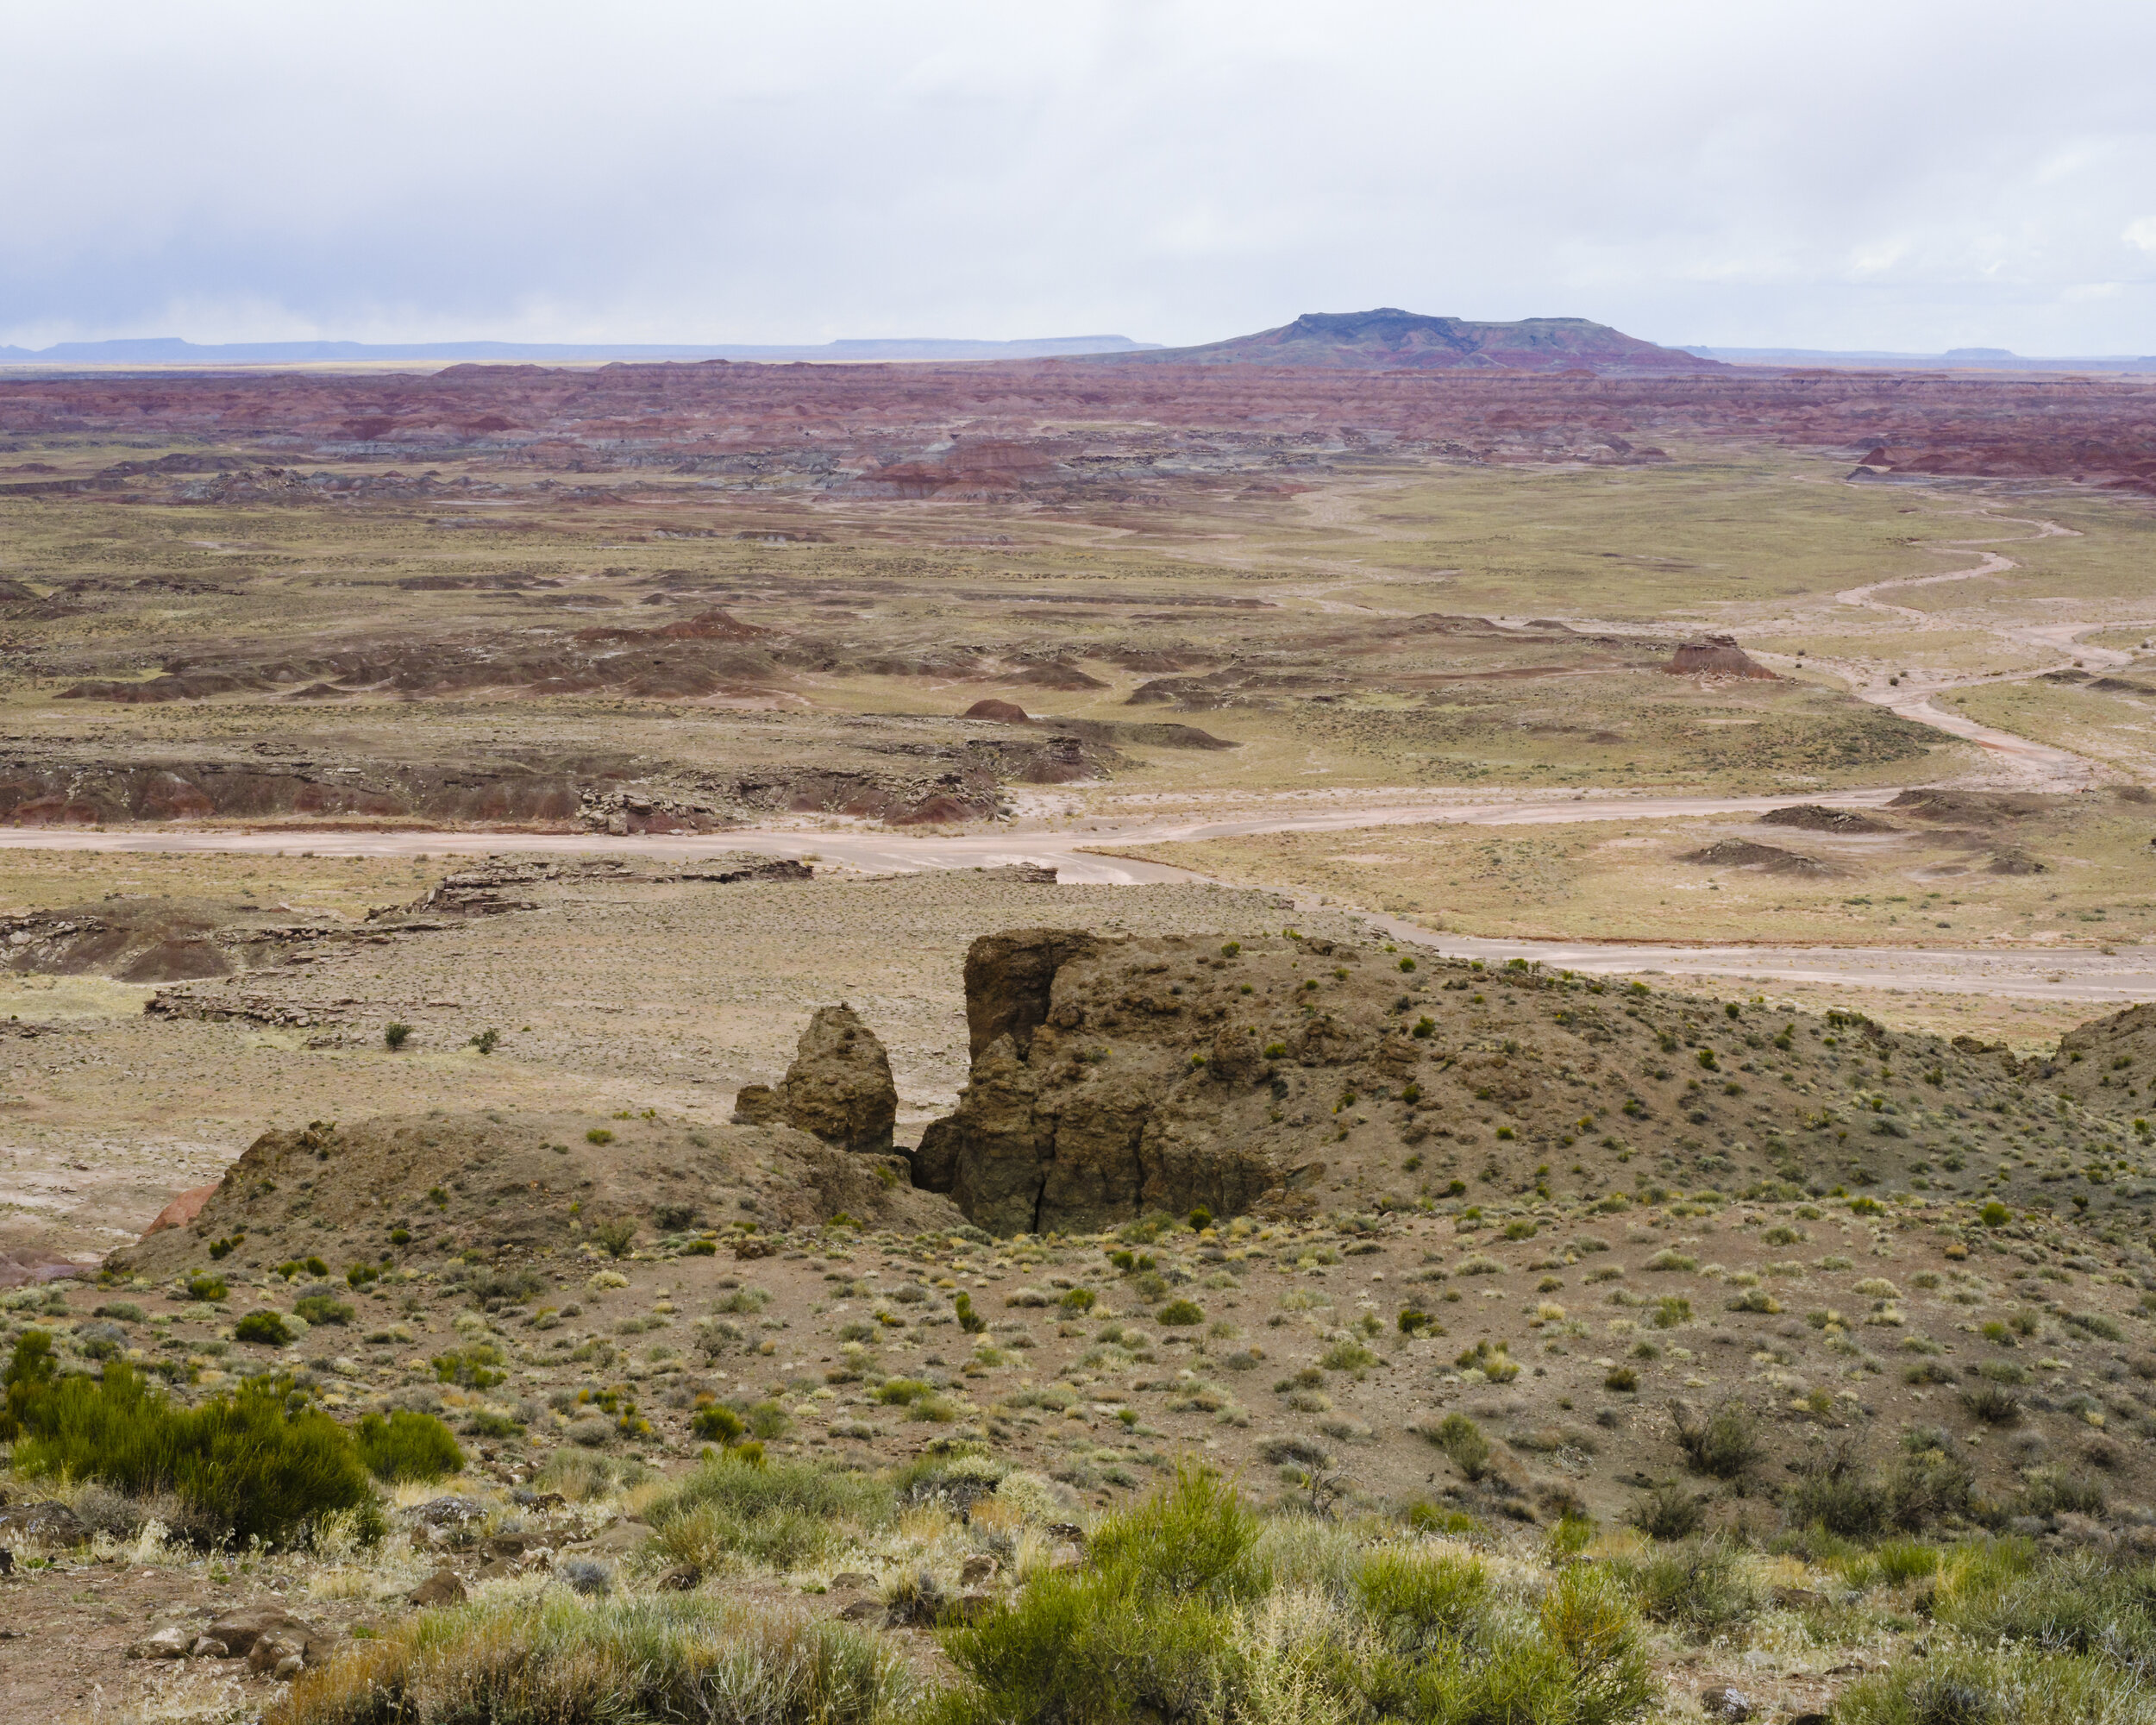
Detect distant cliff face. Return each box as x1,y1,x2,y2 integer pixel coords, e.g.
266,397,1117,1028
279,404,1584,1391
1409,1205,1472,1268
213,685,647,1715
1087,309,1726,375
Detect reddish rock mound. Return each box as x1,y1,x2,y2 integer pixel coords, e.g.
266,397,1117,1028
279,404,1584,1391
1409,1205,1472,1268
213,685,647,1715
964,699,1032,722
1664,636,1777,679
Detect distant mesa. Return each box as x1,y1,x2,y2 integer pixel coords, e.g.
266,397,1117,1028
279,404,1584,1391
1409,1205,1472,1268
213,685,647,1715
1085,309,1725,376
1664,635,1777,679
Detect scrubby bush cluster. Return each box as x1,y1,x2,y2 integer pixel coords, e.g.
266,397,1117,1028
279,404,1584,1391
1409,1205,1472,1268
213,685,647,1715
3,1334,379,1547
273,1594,912,1725
923,1468,1652,1725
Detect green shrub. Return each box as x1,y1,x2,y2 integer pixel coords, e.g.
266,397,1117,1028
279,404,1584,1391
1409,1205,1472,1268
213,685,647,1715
1357,1548,1489,1645
1963,1383,2023,1425
383,1022,411,1051
1932,1545,2156,1680
270,1593,912,1725
593,1217,637,1258
7,1348,378,1547
355,1409,464,1483
1058,1288,1097,1314
531,1448,656,1502
2015,1470,2106,1519
1427,1412,1492,1481
1628,1481,1705,1541
1671,1398,1759,1480
1320,1338,1380,1373
1621,1538,1761,1632
926,1471,1651,1725
185,1273,229,1302
1156,1298,1205,1327
294,1295,353,1327
235,1310,293,1346
430,1344,507,1389
1838,1643,2152,1725
691,1403,748,1444
644,1452,893,1573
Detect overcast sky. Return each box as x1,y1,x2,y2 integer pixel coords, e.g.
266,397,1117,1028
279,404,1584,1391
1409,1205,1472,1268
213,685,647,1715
7,0,2156,354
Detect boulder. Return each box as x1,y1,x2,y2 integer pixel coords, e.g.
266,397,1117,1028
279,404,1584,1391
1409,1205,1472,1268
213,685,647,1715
0,1501,86,1546
408,1570,466,1607
774,1005,898,1154
205,1606,330,1666
130,1624,191,1660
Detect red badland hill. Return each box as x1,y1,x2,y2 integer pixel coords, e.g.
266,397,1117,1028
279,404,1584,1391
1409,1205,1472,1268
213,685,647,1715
5,337,2156,495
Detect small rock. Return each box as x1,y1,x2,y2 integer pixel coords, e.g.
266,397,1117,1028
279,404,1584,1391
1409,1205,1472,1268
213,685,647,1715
191,1638,230,1660
837,1598,883,1624
510,1490,567,1511
207,1607,327,1663
413,1496,491,1528
408,1570,466,1608
1700,1686,1754,1722
828,1571,874,1592
657,1565,701,1592
959,1554,999,1587
1049,1542,1084,1571
1044,1522,1086,1545
130,1624,191,1660
248,1632,310,1676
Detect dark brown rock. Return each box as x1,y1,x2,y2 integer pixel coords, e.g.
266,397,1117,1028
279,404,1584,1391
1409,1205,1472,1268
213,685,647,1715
408,1570,466,1608
962,928,1100,1059
774,1004,897,1153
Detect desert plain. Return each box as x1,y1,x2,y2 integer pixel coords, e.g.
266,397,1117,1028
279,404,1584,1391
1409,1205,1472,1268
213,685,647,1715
4,318,2156,1724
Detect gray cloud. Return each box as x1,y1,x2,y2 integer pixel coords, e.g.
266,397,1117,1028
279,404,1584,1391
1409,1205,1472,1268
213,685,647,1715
7,0,2156,352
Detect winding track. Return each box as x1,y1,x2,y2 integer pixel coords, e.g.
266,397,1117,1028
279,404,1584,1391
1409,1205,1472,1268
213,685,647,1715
1,492,2147,1005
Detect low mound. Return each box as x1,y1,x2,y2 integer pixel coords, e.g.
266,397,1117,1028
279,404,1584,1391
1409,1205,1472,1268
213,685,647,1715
110,1111,962,1282
1664,635,1777,679
963,699,1031,722
1758,804,1896,834
1678,839,1837,875
0,897,320,982
1889,788,2054,825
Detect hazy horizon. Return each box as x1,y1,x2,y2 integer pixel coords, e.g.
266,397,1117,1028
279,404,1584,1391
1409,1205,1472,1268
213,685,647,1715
8,1,2156,356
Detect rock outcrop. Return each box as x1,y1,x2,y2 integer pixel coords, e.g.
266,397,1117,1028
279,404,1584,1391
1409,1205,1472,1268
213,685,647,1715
913,930,1330,1234
735,1004,898,1153
1664,635,1777,679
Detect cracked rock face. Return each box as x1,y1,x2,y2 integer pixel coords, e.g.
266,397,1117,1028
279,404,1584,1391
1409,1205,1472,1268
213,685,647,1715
913,928,1317,1236
771,1003,898,1154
